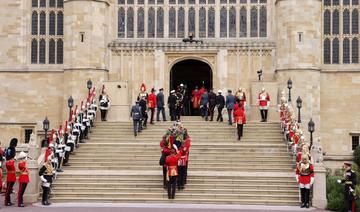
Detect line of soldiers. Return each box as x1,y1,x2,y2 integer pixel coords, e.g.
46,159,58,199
160,122,191,199
40,86,102,205
279,91,314,208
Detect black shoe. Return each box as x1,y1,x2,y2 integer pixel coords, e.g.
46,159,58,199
6,202,14,206
19,203,24,207
42,201,51,206
63,163,70,166
305,203,309,208
300,203,305,208
56,169,64,172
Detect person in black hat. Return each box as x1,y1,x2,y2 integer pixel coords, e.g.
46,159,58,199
148,88,157,124
337,162,357,212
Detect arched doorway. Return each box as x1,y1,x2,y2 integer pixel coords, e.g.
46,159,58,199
170,59,213,116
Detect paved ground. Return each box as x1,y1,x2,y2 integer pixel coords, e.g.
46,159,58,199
0,203,329,212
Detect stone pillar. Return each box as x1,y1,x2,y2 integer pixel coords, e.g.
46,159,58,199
312,164,327,209
24,133,41,203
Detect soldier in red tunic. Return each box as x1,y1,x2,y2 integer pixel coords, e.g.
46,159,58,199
258,87,270,122
191,86,201,115
17,151,29,207
5,138,17,206
160,136,171,188
233,100,246,141
296,154,314,208
165,148,182,199
148,88,157,124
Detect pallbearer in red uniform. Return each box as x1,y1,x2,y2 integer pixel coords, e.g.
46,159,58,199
234,100,246,141
258,87,270,122
17,151,29,207
191,86,201,115
5,138,18,206
148,88,157,124
296,154,314,208
165,147,182,199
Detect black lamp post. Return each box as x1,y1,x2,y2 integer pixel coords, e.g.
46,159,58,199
68,96,74,121
87,79,92,95
296,96,302,123
257,69,263,81
308,118,315,148
287,78,292,102
43,117,50,141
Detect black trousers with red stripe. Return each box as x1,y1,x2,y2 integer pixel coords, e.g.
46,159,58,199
5,182,15,205
18,183,28,206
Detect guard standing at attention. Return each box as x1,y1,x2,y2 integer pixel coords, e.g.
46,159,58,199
17,151,29,207
4,138,18,206
337,162,357,212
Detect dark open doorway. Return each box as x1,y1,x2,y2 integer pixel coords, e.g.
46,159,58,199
170,59,213,116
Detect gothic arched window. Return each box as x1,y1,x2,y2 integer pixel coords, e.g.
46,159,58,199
148,7,155,38
324,10,331,35
31,39,38,64
32,11,38,35
39,39,46,64
118,8,125,38
49,39,56,64
40,0,46,7
229,7,236,37
324,38,331,64
188,7,195,35
259,6,267,37
57,39,63,64
57,11,63,35
49,0,56,7
199,7,206,38
352,38,359,63
332,38,339,64
57,0,63,8
332,10,339,35
40,11,46,35
250,7,258,37
343,9,350,34
240,7,247,37
157,8,164,38
127,7,134,38
178,7,185,37
32,0,38,7
137,8,145,38
169,7,176,38
208,7,215,37
352,9,359,34
220,7,227,37
343,38,350,64
49,11,56,35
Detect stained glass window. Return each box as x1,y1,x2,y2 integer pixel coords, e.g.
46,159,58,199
149,0,155,4
118,8,125,38
220,7,227,37
188,7,195,35
148,7,155,38
49,39,56,64
189,0,195,4
352,38,359,63
31,39,38,64
332,38,339,64
324,10,331,35
169,8,176,38
250,7,258,37
353,9,359,34
353,0,359,5
32,11,38,35
40,12,46,35
240,7,247,37
39,39,46,64
259,6,267,37
40,0,46,7
324,39,331,64
229,7,236,37
118,0,125,4
343,9,350,34
178,7,185,37
32,0,38,7
343,38,350,64
200,0,206,4
332,10,339,35
127,0,134,4
49,0,56,7
208,7,215,37
57,39,63,64
57,0,63,8
208,0,215,3
199,7,206,38
49,12,56,35
324,0,331,6
57,11,63,35
127,7,134,38
344,0,350,5
169,0,176,4
157,8,164,38
333,0,339,5
137,8,144,38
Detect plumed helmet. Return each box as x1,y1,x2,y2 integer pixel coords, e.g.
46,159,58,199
9,138,18,147
140,83,146,92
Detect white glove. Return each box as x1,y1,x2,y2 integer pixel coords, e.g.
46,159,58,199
337,179,342,184
310,177,314,185
40,175,47,183
296,175,299,183
173,144,178,151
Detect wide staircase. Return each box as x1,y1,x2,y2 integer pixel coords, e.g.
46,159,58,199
51,117,298,205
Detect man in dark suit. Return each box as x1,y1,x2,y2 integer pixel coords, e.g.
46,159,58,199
200,89,209,121
226,90,235,125
168,90,177,121
156,88,167,121
130,101,142,136
216,90,225,122
208,88,217,121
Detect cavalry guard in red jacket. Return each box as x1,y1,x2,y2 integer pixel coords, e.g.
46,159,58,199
296,154,314,208
258,88,270,122
234,100,247,141
17,151,29,207
148,88,157,124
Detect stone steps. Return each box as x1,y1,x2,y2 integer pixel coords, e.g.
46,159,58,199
51,118,297,205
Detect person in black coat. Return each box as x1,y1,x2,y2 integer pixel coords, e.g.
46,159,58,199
338,162,357,212
6,138,17,160
208,88,217,121
139,94,148,129
156,88,167,121
216,90,225,122
168,90,177,121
